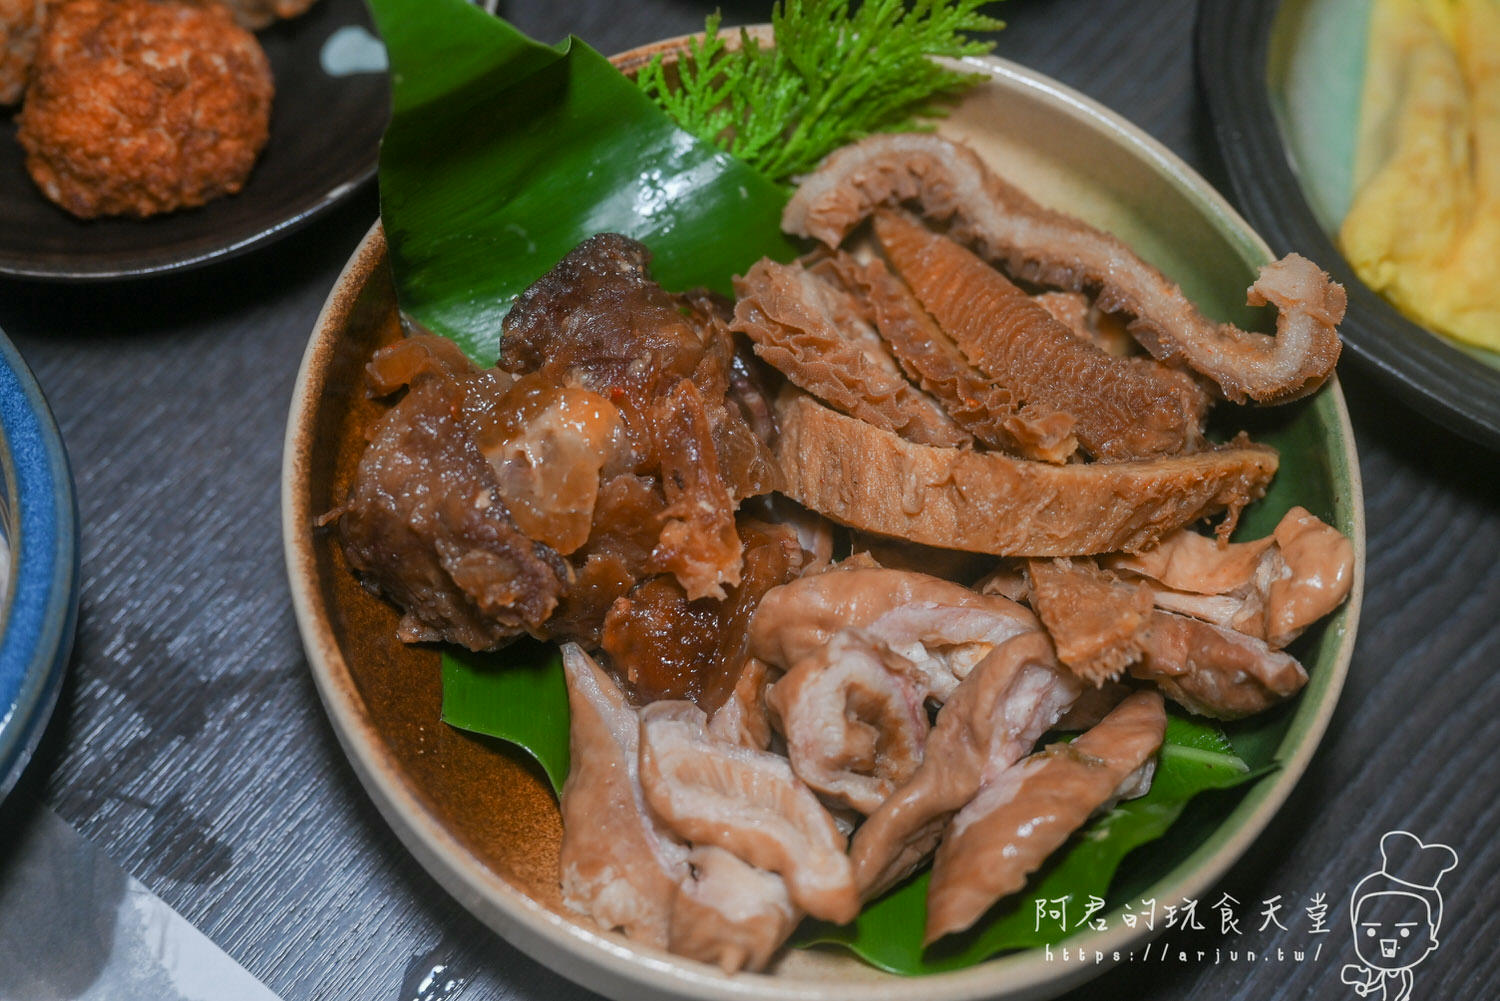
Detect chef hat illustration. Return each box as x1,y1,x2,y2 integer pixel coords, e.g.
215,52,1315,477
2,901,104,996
1378,831,1458,892
1350,831,1459,932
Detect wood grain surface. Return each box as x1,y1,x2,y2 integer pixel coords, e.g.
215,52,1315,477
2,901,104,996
0,0,1496,998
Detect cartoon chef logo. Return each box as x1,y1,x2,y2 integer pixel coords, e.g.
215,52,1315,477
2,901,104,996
1339,831,1457,1001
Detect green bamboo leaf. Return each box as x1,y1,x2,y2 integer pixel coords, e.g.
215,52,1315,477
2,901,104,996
794,711,1269,973
367,0,798,364
440,645,570,796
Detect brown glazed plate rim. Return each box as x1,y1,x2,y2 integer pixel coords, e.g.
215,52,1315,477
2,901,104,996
282,44,1366,1001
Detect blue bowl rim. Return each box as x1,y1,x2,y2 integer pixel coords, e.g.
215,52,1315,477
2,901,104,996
0,324,79,801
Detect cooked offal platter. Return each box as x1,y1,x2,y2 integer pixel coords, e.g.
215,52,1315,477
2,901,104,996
327,119,1355,974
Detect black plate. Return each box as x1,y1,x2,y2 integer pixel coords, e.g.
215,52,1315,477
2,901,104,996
1197,0,1500,451
0,0,388,281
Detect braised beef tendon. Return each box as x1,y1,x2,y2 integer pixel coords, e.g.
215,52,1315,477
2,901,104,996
339,342,570,650
498,233,720,392
498,234,776,503
602,519,804,709
500,235,777,609
475,377,629,557
338,234,778,653
648,378,743,599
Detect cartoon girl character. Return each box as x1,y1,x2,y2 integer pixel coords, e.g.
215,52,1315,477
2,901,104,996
1339,831,1457,1001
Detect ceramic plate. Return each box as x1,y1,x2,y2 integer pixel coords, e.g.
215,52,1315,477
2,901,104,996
0,324,78,800
1197,0,1500,450
0,0,388,281
283,46,1366,1001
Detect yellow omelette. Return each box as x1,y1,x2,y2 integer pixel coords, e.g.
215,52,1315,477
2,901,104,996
1340,0,1500,352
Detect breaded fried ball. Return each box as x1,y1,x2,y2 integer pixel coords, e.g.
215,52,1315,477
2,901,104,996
0,0,49,105
210,0,320,31
16,0,273,219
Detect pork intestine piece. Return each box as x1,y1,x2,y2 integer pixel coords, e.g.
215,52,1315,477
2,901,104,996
706,656,778,752
1024,543,1322,717
748,566,1039,703
765,630,931,814
924,690,1166,942
849,632,1082,899
1130,611,1308,719
784,133,1344,404
975,560,1031,603
669,846,799,974
1054,680,1132,730
561,650,803,969
557,645,688,949
637,701,860,924
1104,505,1355,649
1106,524,1276,594
1267,506,1357,648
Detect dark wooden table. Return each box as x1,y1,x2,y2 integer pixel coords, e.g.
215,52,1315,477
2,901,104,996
2,0,1497,998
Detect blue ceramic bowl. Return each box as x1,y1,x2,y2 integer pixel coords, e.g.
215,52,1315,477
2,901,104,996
0,325,78,801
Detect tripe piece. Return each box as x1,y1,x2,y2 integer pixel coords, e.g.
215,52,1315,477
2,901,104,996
785,133,1344,403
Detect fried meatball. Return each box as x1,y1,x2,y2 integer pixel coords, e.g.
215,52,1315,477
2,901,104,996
16,0,273,219
210,0,320,31
0,0,48,105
